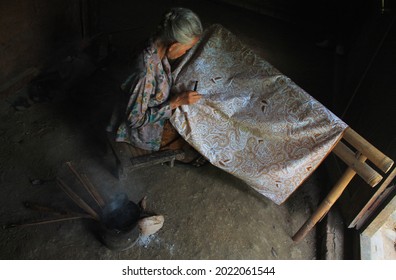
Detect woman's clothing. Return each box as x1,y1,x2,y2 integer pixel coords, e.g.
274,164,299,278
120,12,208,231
160,120,186,150
116,40,173,151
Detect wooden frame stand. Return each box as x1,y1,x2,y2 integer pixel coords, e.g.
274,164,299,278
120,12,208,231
292,127,394,242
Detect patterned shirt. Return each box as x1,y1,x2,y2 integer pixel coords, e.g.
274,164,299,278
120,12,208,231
116,40,173,151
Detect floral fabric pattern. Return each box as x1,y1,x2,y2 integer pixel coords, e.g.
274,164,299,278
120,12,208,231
116,40,173,151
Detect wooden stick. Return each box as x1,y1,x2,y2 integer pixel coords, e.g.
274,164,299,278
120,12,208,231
343,127,394,173
24,201,89,218
292,154,367,243
333,141,383,187
105,133,127,179
24,201,68,215
66,162,105,209
81,174,106,208
56,177,100,221
4,214,93,229
350,167,396,229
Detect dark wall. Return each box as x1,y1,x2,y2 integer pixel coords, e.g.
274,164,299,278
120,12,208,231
340,13,396,225
211,0,302,22
0,0,81,97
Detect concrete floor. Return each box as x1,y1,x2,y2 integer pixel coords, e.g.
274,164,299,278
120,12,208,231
0,0,342,259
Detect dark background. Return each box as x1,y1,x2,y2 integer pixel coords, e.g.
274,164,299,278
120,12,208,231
0,0,395,259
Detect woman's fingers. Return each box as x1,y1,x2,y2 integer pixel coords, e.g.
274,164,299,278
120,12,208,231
186,91,202,104
170,91,203,109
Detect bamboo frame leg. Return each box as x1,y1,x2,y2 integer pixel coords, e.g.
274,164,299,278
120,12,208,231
292,155,367,243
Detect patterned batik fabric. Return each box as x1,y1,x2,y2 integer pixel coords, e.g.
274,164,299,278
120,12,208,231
116,40,173,151
170,25,348,204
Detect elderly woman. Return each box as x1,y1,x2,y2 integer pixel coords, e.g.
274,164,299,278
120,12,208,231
109,7,204,163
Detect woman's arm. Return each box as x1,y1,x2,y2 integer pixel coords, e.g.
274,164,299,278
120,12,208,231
126,89,202,128
125,79,172,128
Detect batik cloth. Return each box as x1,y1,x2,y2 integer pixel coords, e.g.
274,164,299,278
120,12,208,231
116,40,173,151
170,25,348,204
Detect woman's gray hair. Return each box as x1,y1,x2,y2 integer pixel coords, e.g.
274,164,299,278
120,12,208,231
156,7,203,45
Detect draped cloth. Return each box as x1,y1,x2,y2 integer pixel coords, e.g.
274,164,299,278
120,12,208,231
170,25,348,205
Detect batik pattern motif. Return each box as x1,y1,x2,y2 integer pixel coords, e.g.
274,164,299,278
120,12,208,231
170,25,348,204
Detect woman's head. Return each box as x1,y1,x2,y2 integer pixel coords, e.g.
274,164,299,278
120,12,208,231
155,7,203,60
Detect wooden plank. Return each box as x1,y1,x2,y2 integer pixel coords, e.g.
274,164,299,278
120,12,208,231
350,166,396,229
106,132,185,178
128,150,185,171
360,193,396,238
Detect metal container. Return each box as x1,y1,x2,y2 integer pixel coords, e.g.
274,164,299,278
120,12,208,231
98,194,141,251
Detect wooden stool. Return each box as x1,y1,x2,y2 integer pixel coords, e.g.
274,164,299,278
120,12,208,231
106,132,185,179
292,127,394,242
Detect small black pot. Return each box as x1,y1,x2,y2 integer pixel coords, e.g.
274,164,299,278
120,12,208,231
98,195,141,251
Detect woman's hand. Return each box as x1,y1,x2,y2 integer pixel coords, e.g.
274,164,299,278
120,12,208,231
170,91,202,109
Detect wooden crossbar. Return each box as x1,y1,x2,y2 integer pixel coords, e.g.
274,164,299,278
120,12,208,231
333,142,382,187
343,128,394,173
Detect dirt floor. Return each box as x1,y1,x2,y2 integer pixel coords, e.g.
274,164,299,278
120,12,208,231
0,90,320,259
0,0,338,260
